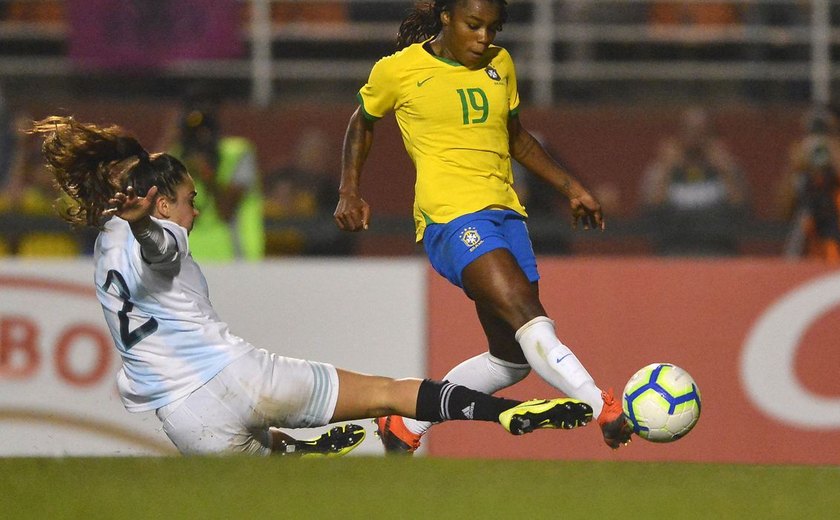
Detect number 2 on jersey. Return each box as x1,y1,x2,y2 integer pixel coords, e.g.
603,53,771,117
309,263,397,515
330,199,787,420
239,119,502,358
102,269,158,350
457,88,489,124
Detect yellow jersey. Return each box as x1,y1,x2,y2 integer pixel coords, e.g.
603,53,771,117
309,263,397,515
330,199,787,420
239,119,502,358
358,42,526,241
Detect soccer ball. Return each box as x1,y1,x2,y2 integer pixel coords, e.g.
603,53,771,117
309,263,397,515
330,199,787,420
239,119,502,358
622,363,701,443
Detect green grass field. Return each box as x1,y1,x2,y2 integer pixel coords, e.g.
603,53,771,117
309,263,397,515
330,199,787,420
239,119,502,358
2,457,838,519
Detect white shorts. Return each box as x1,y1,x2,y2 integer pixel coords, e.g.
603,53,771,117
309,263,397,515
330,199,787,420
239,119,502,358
155,348,339,456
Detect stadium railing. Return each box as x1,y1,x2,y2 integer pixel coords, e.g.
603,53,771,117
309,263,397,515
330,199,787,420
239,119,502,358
0,0,836,105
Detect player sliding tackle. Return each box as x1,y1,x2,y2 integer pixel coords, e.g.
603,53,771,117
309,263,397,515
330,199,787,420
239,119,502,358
29,116,593,457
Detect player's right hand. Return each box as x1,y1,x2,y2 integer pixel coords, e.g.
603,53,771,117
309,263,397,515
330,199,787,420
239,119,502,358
334,193,371,231
104,185,158,223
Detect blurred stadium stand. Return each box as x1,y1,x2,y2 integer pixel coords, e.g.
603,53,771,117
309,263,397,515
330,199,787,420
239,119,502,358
1,0,837,256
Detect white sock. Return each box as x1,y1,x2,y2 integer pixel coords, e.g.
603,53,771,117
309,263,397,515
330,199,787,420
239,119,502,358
403,352,531,435
515,316,604,418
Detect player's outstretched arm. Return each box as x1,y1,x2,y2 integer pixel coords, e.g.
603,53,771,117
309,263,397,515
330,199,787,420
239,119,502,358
106,185,179,266
508,115,604,230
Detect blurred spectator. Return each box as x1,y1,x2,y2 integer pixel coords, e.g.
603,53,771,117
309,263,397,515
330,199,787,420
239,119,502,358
165,89,265,262
264,127,352,255
639,106,749,256
0,110,82,256
1,112,52,213
778,105,840,263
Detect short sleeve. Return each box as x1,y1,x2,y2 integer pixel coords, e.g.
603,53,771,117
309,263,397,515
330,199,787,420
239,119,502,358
504,50,521,116
358,55,399,120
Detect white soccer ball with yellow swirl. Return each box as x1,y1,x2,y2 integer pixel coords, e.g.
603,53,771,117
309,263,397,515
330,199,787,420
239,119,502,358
622,363,701,443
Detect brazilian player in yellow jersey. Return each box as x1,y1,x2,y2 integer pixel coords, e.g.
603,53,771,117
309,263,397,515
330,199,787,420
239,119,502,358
358,39,523,241
335,0,633,453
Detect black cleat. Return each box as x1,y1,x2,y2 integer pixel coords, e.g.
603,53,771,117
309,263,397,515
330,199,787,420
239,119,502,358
276,424,366,457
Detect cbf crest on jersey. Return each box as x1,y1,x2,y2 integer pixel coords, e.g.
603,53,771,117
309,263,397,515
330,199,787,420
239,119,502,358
485,66,501,81
460,226,483,251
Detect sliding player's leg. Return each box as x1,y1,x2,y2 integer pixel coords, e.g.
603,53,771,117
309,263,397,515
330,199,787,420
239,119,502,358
334,369,592,454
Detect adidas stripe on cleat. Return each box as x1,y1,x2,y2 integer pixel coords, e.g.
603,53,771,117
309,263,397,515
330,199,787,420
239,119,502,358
276,423,366,458
499,398,593,435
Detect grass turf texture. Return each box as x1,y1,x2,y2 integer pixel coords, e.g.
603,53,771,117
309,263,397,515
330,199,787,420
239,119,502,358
3,457,838,519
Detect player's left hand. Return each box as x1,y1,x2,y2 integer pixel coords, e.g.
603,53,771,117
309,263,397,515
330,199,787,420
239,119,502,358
570,192,605,231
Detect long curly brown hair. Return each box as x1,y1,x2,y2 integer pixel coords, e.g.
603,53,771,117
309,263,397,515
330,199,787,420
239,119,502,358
28,116,188,229
396,0,508,50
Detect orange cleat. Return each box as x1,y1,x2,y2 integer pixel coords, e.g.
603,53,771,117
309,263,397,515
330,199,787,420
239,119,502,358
374,415,422,455
598,388,633,449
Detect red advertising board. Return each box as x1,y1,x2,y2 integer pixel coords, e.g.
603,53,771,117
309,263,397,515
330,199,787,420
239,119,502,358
426,258,840,464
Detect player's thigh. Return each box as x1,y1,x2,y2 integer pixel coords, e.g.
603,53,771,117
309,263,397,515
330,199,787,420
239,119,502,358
462,249,545,327
157,350,341,456
424,209,515,288
157,378,271,456
247,348,340,429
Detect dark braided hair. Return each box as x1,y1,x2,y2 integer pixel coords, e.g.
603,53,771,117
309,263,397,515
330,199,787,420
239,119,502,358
396,0,508,50
28,116,189,229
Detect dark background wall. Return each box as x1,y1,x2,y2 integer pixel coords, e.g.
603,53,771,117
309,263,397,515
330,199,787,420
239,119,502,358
19,100,805,255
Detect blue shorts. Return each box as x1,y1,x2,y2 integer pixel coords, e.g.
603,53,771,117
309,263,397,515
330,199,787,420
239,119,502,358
423,209,540,288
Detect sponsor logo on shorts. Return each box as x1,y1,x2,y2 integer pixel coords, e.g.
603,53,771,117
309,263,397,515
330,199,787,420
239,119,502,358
460,227,484,251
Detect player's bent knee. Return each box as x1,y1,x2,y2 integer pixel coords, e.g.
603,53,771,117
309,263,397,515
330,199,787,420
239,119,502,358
334,371,418,419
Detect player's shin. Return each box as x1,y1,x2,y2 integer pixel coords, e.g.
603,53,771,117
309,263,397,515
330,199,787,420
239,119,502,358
401,352,530,436
516,316,605,419
414,379,519,423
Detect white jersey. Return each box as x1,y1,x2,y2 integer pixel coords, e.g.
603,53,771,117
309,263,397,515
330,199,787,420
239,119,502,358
94,217,253,412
